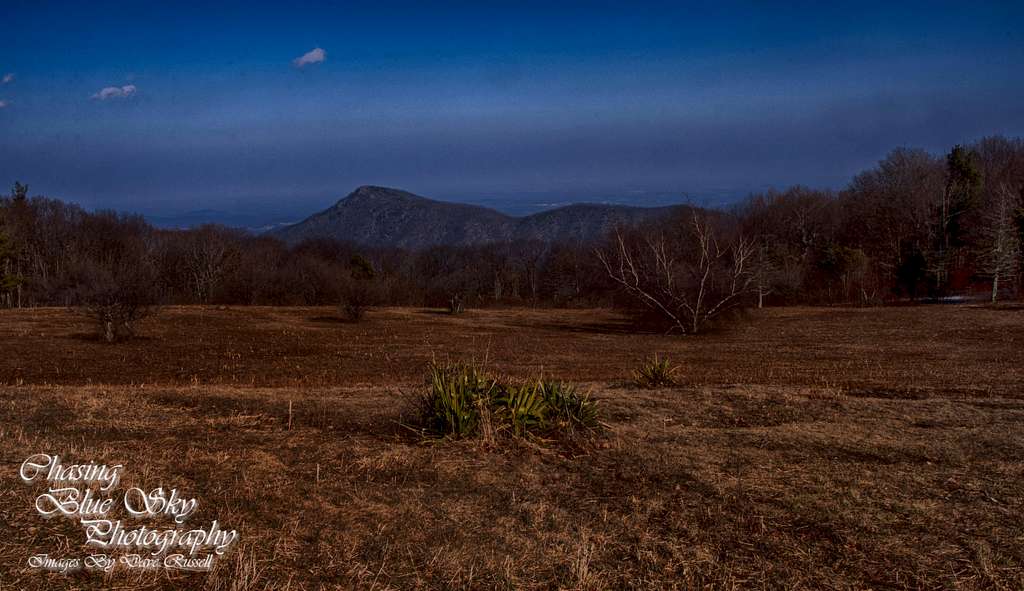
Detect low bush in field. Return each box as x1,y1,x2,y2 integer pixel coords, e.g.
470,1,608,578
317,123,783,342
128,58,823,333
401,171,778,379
448,294,465,314
632,354,678,388
418,361,600,440
535,380,599,431
73,263,160,343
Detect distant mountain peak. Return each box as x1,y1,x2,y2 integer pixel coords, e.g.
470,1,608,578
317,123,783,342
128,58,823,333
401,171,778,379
270,186,683,249
343,185,421,204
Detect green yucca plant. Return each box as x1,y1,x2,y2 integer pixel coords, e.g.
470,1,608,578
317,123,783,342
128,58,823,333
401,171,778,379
418,362,602,441
633,354,678,388
540,381,599,429
494,382,549,435
425,361,496,437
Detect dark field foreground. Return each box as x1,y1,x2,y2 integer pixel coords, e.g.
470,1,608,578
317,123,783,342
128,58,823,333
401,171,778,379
1,306,1023,590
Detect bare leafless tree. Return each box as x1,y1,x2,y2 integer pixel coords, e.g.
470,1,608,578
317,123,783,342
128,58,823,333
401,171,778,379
85,292,155,343
597,212,756,334
980,184,1022,303
185,226,238,304
73,244,161,343
751,243,776,309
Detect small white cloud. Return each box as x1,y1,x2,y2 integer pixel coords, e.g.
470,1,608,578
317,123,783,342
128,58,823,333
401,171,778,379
0,100,8,108
92,84,137,100
293,47,326,68
1,73,13,84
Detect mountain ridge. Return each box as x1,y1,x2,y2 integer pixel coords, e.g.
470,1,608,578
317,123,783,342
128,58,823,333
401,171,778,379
268,185,683,248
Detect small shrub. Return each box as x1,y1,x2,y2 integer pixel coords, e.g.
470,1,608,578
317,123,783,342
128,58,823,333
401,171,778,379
448,294,465,315
339,278,378,322
422,362,496,437
633,354,677,388
417,363,599,441
340,299,366,322
87,300,154,342
539,381,599,430
494,382,548,436
72,257,160,343
338,254,379,322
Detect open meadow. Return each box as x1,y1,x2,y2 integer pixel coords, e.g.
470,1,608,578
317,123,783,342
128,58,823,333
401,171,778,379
1,305,1023,589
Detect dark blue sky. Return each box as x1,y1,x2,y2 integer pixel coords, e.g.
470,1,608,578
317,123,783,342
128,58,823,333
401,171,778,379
1,1,1022,224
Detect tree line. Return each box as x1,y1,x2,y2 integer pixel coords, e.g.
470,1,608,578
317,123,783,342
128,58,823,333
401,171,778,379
1,136,1022,336
0,185,615,317
737,137,1023,305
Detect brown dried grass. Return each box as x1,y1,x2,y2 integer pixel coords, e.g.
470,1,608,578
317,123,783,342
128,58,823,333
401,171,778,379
0,305,1022,589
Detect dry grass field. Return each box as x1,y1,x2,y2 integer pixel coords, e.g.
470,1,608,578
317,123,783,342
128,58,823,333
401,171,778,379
1,305,1023,589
